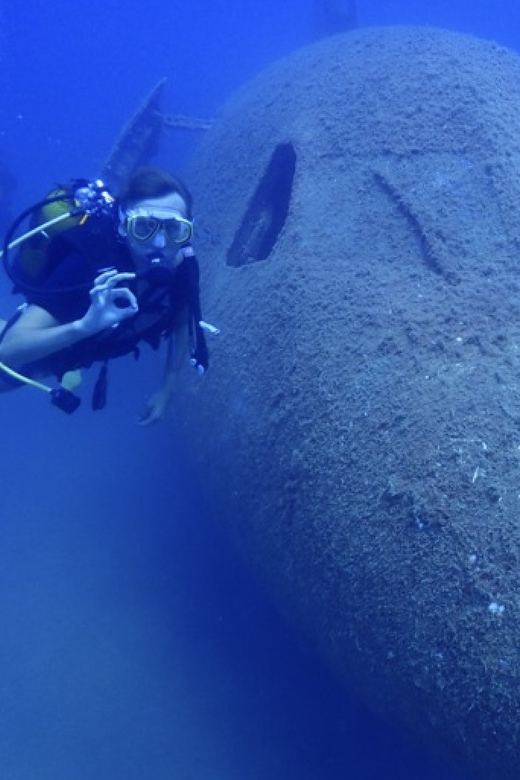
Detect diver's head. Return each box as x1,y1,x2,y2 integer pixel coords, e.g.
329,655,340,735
117,167,193,275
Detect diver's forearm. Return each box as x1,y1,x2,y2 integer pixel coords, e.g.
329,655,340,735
161,324,190,393
0,319,89,367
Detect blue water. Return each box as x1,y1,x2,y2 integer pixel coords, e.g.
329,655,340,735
0,2,514,778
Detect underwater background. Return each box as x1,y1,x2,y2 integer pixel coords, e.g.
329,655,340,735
0,2,517,778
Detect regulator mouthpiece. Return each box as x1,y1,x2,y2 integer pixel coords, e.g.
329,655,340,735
138,257,173,287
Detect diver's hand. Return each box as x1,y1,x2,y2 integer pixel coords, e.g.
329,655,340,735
78,270,138,337
137,388,171,426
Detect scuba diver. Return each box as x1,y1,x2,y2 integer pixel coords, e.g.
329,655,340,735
0,166,214,421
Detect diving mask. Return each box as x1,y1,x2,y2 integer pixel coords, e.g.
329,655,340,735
125,208,193,245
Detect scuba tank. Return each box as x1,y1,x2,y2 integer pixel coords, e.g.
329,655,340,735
2,178,116,294
0,179,116,412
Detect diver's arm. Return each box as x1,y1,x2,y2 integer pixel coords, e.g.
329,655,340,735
163,317,190,390
138,315,190,426
0,304,91,366
0,270,138,368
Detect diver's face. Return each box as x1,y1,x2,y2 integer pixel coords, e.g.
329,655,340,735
121,192,191,272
